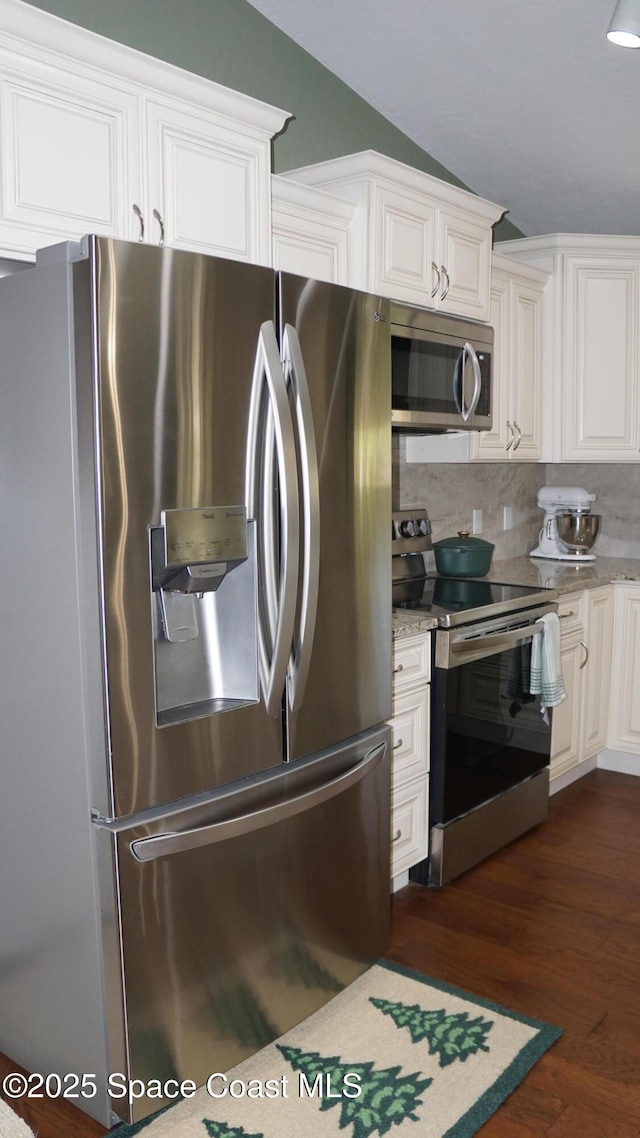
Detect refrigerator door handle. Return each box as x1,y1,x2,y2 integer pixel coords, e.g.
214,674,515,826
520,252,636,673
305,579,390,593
282,324,320,712
129,740,386,862
246,321,300,716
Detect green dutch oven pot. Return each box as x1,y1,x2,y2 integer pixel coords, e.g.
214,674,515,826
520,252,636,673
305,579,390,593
433,531,495,578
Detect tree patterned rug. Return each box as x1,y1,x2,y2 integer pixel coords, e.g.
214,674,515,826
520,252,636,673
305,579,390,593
0,1096,34,1137
111,961,561,1138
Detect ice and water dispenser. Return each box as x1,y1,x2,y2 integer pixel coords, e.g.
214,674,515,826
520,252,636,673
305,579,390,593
150,506,258,726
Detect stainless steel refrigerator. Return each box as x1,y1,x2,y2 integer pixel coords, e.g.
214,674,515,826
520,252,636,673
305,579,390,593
0,237,391,1125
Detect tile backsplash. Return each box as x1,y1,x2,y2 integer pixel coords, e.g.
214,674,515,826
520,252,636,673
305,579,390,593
546,464,640,558
393,437,640,562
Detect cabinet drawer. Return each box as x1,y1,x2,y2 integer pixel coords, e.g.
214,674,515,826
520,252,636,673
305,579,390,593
392,633,431,692
391,777,428,877
557,592,585,638
390,687,430,788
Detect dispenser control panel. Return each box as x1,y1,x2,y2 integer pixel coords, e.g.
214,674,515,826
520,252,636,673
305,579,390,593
162,507,247,567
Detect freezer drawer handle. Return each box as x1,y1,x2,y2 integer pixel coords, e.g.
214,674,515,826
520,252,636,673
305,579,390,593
129,741,386,863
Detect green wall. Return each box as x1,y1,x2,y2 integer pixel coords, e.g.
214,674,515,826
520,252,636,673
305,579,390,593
23,0,523,240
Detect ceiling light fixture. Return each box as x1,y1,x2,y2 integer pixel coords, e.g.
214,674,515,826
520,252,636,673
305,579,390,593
607,0,640,46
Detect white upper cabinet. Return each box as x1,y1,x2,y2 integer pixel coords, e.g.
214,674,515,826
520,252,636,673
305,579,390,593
270,176,355,284
0,0,289,263
497,234,640,462
472,253,549,461
282,151,504,320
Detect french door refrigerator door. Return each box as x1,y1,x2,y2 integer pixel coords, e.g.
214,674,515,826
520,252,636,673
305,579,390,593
278,275,392,761
86,238,287,817
111,725,391,1123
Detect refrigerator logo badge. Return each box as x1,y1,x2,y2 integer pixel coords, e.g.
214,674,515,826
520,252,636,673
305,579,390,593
202,512,216,519
373,311,387,323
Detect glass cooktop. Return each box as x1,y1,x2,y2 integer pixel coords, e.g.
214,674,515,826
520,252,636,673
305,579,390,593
393,576,556,628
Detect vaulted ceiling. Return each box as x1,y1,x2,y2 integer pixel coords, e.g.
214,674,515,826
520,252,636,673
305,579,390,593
247,0,640,237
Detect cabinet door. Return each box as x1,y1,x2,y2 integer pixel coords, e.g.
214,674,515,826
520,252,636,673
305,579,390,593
473,273,511,459
563,259,640,460
550,631,583,780
510,279,544,461
372,183,437,306
0,51,141,256
145,99,271,263
608,584,640,752
271,179,352,284
580,586,613,760
438,208,492,322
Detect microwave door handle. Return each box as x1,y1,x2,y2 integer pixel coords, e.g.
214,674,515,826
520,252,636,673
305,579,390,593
281,324,320,713
245,321,300,716
453,348,464,414
460,341,482,422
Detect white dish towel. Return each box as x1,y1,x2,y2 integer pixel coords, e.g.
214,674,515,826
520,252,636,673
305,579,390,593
529,611,566,721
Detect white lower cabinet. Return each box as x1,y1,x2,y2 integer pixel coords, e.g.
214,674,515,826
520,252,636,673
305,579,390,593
390,631,430,889
551,587,613,784
607,583,640,754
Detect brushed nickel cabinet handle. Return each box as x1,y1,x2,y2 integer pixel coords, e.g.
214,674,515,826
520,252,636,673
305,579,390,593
513,420,523,450
393,663,404,674
152,208,165,247
431,262,441,299
505,421,514,451
392,828,402,842
132,203,144,242
440,265,450,300
580,640,589,669
393,737,403,750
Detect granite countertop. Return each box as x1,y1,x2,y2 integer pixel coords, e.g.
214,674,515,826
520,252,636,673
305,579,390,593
392,554,640,640
392,610,440,639
483,554,640,594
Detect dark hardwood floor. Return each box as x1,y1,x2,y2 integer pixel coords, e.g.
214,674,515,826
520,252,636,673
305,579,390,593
2,768,639,1136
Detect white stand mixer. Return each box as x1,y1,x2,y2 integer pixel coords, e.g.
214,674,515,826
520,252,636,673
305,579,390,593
530,486,599,561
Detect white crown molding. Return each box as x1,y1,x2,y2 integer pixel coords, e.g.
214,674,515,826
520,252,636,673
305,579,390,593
491,250,550,285
271,174,356,222
284,149,505,226
498,232,640,257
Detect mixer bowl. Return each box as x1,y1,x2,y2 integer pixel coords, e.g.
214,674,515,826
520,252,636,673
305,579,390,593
556,512,601,553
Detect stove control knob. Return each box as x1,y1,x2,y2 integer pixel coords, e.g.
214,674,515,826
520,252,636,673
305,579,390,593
400,519,416,537
416,518,429,536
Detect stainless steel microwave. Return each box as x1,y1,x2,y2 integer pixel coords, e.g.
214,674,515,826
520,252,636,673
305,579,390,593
391,304,493,432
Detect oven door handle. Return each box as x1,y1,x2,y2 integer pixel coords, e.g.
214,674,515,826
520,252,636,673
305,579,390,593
438,623,542,669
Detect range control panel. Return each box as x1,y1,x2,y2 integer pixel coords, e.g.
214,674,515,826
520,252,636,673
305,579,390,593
392,508,432,556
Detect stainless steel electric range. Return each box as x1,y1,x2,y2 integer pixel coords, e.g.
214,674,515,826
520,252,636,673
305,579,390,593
392,509,559,887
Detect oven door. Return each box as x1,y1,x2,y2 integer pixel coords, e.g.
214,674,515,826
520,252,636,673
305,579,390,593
411,608,554,888
430,632,550,826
